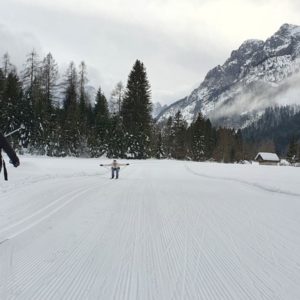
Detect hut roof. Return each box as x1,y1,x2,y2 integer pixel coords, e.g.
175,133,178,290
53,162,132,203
255,152,280,162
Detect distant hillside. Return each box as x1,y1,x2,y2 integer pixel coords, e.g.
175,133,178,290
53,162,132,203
242,105,300,154
158,24,300,128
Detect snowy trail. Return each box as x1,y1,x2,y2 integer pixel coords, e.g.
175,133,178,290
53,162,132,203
184,164,300,197
1,158,300,299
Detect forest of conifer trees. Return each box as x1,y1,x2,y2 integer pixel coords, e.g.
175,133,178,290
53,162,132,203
1,51,299,162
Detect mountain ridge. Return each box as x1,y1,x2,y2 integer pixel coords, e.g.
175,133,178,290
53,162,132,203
157,23,300,128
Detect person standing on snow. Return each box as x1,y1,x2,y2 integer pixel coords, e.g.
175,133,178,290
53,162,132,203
100,159,129,179
0,132,20,180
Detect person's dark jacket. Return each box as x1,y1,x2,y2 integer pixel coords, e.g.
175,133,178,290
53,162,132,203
0,132,20,180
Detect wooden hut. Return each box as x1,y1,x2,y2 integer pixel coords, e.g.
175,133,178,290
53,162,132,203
254,152,280,165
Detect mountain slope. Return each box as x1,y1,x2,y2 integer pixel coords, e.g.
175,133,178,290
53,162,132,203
157,24,300,128
242,105,300,153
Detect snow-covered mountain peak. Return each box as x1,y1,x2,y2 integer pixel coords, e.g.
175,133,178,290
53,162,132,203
237,39,264,53
264,23,300,57
276,23,300,36
157,23,300,128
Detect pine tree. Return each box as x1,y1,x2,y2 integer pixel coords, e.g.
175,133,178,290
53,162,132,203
121,60,152,158
153,130,164,159
189,113,206,161
150,123,164,159
234,129,244,162
61,62,80,156
76,61,91,155
78,61,89,120
22,50,40,89
0,70,32,149
213,128,236,163
40,53,59,155
0,68,5,130
2,53,13,78
21,50,45,151
90,88,110,157
161,117,174,158
287,136,298,163
106,115,126,158
41,53,58,108
171,111,188,160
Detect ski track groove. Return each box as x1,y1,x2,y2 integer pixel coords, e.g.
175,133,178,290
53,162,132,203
31,179,119,300
0,175,101,232
5,189,100,298
184,164,300,198
200,198,279,299
179,202,188,300
209,187,300,293
0,171,108,200
208,193,297,299
1,161,300,299
0,186,88,239
2,180,112,299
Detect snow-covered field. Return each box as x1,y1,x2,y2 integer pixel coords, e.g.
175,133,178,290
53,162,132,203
1,156,300,299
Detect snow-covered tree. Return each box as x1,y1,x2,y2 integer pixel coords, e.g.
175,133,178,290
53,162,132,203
121,60,152,158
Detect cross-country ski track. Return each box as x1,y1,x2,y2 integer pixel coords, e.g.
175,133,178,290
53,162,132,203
1,157,300,299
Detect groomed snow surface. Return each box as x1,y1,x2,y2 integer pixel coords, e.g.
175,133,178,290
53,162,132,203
1,156,300,300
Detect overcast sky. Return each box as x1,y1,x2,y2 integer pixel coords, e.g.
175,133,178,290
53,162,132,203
0,0,299,104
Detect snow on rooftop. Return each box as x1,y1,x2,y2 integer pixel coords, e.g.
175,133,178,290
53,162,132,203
255,152,280,161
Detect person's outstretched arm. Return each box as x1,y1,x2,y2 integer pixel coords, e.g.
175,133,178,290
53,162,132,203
0,133,20,167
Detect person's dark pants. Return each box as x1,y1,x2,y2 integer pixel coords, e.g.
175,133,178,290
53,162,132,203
111,167,119,179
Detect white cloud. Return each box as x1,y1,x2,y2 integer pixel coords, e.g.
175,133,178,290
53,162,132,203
0,0,299,104
0,24,42,72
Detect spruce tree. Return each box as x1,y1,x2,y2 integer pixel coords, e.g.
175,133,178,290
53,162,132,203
153,130,164,159
287,136,298,163
0,70,32,149
61,62,80,156
0,68,5,130
107,115,126,158
171,111,188,160
234,129,244,162
121,60,152,158
161,117,174,158
40,53,59,155
190,113,206,161
2,53,13,78
78,61,89,122
41,53,58,109
213,128,236,163
76,61,91,155
22,50,51,152
90,88,110,157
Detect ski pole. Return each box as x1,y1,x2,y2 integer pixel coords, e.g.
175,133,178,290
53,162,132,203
99,164,110,171
4,127,23,138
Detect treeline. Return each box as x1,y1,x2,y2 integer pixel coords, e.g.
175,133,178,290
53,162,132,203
3,50,298,162
153,112,244,162
0,51,153,158
0,51,248,162
242,105,300,160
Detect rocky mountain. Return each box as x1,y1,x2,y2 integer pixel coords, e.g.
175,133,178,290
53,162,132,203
152,102,168,118
157,24,300,128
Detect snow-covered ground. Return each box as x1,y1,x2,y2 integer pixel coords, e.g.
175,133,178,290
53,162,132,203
1,156,300,299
